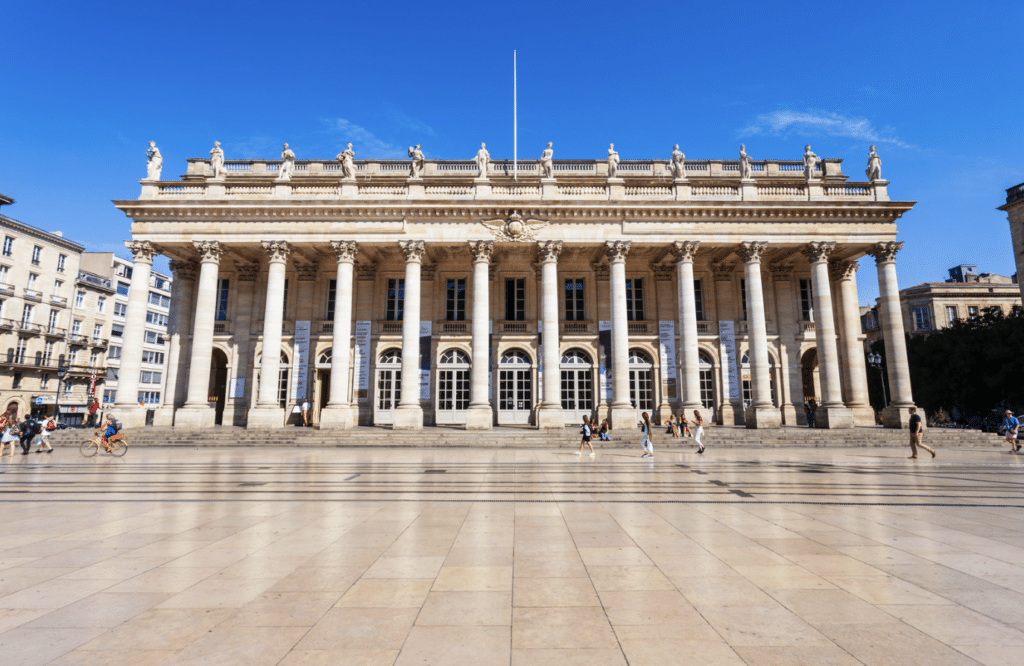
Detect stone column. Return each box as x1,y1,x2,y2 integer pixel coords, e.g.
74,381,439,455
537,241,564,428
154,260,197,426
113,240,157,428
711,263,741,425
872,241,916,428
801,242,854,428
769,263,801,425
466,241,494,430
321,241,357,428
174,242,222,428
248,241,291,428
832,259,874,426
738,242,781,428
606,241,635,428
394,240,425,430
673,241,702,419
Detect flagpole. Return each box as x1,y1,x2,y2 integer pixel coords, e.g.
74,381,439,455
513,50,517,182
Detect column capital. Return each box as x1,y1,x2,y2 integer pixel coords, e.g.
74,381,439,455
738,241,768,263
399,240,426,263
801,241,836,264
829,259,859,282
193,240,223,264
537,240,563,263
125,240,157,264
604,240,631,263
469,240,494,263
672,240,700,263
168,259,198,281
262,240,292,263
330,240,358,263
870,241,903,264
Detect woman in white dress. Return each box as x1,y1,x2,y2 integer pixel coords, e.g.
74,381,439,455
1,413,19,457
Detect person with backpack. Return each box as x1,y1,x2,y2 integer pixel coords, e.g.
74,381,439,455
35,417,55,453
577,415,595,457
0,412,18,458
96,415,123,453
639,412,654,459
1000,410,1020,453
18,416,38,455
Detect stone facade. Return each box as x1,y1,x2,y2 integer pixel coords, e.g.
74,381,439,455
112,147,917,430
999,182,1024,304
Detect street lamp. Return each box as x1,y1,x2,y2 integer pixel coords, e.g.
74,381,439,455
867,352,888,409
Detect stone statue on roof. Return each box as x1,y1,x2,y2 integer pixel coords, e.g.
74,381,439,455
865,145,882,181
277,143,295,181
145,141,162,181
739,144,753,181
336,142,356,180
474,143,490,178
670,145,685,179
409,144,425,178
803,145,819,181
210,141,225,179
607,143,619,178
540,142,554,179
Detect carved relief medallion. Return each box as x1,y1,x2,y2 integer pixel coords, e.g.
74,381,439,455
481,211,549,242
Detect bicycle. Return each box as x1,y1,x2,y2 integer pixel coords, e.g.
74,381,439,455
80,433,128,457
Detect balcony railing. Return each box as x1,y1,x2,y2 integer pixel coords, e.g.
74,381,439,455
18,321,41,334
92,337,109,348
23,288,42,302
0,283,14,295
696,321,711,334
69,333,88,345
439,321,468,334
43,326,66,338
561,321,593,334
318,320,334,334
77,272,113,290
49,295,68,307
214,319,231,334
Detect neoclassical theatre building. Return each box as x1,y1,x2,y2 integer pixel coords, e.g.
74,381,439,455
111,143,916,430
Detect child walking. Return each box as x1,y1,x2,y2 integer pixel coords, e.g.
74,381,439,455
578,415,595,456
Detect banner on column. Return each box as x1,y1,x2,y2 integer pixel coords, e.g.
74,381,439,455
488,320,493,400
230,378,245,399
659,321,677,400
599,321,612,401
419,321,432,400
718,321,740,401
353,320,371,399
291,320,311,401
537,320,542,401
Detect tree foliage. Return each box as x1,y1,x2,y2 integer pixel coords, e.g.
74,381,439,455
899,307,1024,419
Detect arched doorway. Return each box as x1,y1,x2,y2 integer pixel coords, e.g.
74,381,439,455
560,348,594,424
498,349,533,425
209,348,228,425
741,350,777,409
375,348,401,425
628,348,654,421
315,348,332,425
800,348,819,407
698,350,716,422
436,348,470,425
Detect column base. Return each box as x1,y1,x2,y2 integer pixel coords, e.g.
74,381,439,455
882,404,915,429
109,405,149,429
247,406,286,429
718,402,742,426
816,405,855,429
152,406,176,427
319,405,355,429
465,406,494,430
850,405,877,427
744,405,782,429
610,405,638,431
392,405,424,430
174,404,216,428
781,404,799,426
536,406,565,430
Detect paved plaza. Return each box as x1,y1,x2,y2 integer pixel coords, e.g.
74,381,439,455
0,445,1022,665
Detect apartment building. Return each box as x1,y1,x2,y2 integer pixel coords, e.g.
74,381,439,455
0,194,93,421
80,252,171,419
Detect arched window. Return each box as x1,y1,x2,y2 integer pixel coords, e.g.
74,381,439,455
378,349,402,365
440,349,470,365
740,350,777,408
698,350,715,412
628,348,654,411
629,349,653,366
499,349,531,365
560,349,592,365
317,348,332,366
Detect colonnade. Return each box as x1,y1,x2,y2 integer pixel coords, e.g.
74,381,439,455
115,237,917,430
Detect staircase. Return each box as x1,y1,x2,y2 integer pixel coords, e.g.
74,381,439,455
48,426,1009,449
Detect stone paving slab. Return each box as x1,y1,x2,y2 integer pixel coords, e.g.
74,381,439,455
0,446,1021,665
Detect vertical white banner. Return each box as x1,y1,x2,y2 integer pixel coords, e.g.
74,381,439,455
537,320,542,401
718,321,740,401
599,320,612,400
659,321,677,400
419,321,432,400
488,320,493,400
353,320,371,399
291,320,311,400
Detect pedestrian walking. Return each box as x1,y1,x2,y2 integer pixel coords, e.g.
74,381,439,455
693,409,705,454
1000,409,1020,453
301,400,310,427
18,416,37,455
907,406,935,459
87,398,100,428
598,419,611,441
639,411,654,458
35,418,55,453
578,415,595,456
1,415,20,458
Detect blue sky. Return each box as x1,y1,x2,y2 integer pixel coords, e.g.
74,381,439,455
1,1,1021,304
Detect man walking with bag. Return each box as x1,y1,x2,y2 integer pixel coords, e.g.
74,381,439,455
908,407,935,459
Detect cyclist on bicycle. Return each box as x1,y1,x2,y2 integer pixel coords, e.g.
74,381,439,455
95,416,121,453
